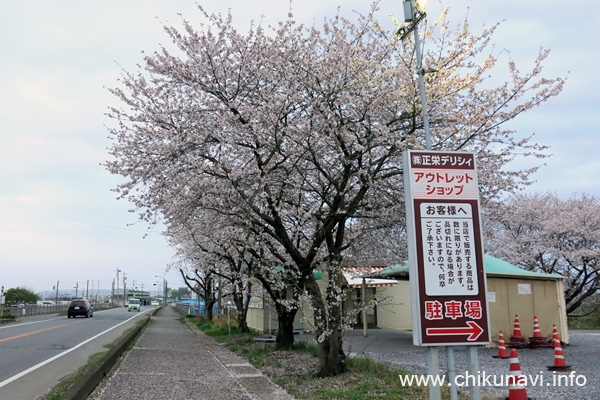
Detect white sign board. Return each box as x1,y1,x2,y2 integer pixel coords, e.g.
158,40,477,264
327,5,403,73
404,150,491,346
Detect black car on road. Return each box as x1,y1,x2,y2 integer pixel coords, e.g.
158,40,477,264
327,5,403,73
67,299,93,318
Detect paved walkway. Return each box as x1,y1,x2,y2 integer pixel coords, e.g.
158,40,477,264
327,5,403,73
94,307,293,400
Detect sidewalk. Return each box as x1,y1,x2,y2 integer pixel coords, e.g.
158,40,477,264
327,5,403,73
94,307,294,400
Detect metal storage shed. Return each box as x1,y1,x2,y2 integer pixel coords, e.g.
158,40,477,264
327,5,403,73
372,255,569,344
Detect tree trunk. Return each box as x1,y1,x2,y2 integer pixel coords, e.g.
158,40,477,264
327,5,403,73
275,306,298,349
238,312,250,333
316,329,347,377
206,298,217,321
232,290,251,333
305,276,347,377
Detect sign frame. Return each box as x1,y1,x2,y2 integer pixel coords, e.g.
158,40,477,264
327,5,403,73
404,150,491,346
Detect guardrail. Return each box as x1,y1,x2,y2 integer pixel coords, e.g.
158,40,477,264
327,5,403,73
8,302,116,317
174,302,234,318
175,303,195,316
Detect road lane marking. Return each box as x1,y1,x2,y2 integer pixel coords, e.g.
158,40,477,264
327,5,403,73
0,309,151,389
0,322,79,343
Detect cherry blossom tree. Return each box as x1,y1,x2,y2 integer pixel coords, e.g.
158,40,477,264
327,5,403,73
169,217,287,335
106,3,563,376
179,263,220,321
166,201,309,342
484,193,600,314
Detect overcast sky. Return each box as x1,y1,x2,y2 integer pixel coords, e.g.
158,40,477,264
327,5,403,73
1,0,597,295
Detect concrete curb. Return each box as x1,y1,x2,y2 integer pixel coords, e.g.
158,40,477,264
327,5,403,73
60,307,161,400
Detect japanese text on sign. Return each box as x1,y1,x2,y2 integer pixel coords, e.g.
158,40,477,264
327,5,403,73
411,154,473,168
420,202,478,296
410,171,478,200
424,299,483,320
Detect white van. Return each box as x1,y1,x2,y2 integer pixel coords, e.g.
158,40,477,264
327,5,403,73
128,298,141,312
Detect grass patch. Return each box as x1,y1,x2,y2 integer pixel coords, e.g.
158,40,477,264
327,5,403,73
291,340,320,358
308,357,424,400
188,315,242,338
0,311,16,319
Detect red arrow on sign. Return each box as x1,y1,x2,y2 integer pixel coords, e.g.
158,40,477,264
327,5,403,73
426,321,484,341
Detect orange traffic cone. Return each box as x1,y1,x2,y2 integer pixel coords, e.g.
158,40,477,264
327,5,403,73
512,315,523,338
507,348,529,400
550,323,560,347
532,316,542,337
493,330,510,359
529,315,552,348
509,314,527,349
547,330,572,372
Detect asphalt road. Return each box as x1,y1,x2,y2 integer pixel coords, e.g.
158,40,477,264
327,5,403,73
0,306,155,400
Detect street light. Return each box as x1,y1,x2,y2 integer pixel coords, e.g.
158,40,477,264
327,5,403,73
398,5,445,400
398,4,441,399
397,0,432,151
155,275,167,306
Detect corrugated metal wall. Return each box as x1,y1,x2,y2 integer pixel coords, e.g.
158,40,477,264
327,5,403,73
375,277,569,344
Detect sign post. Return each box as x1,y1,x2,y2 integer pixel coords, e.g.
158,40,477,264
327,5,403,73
0,285,4,317
404,150,490,398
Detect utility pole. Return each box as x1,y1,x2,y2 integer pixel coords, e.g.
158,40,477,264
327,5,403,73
55,281,59,303
164,280,168,306
111,279,115,306
86,280,89,299
116,268,121,306
74,282,79,298
123,273,127,305
155,276,167,306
